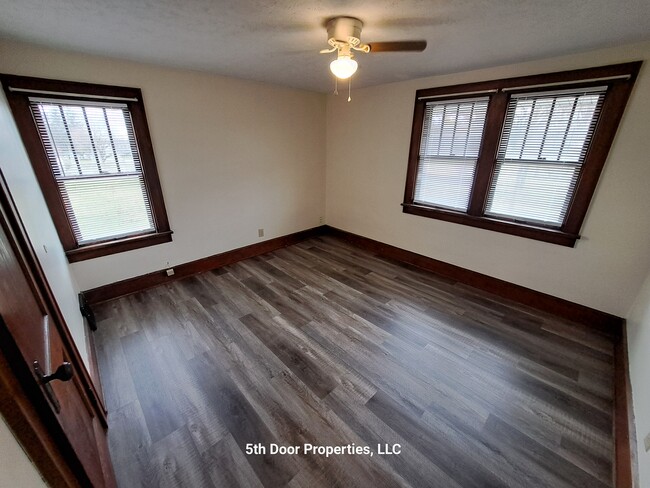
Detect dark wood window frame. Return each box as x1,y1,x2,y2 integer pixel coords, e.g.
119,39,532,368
403,62,641,247
1,74,172,262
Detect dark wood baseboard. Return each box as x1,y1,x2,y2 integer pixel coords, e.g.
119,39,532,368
614,324,635,488
86,223,625,332
83,226,326,304
322,226,623,335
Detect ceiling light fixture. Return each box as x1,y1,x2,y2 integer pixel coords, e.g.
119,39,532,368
329,49,358,80
319,17,427,102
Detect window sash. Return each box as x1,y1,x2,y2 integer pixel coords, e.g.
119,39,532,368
485,87,607,227
30,98,156,245
414,97,489,211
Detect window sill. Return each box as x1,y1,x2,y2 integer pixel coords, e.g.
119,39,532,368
66,230,173,263
401,203,579,247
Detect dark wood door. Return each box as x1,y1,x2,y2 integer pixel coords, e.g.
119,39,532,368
0,174,115,487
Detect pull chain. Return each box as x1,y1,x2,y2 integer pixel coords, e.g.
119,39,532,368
332,77,352,102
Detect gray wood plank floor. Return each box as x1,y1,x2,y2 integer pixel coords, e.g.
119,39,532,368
93,236,615,488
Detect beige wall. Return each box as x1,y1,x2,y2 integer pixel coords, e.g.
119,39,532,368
0,415,47,488
326,41,650,318
0,39,327,291
628,271,650,488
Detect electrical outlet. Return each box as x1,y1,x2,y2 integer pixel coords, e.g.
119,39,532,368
319,216,324,224
258,228,264,238
645,432,650,453
165,268,175,277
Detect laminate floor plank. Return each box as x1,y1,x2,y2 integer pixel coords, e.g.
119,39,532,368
323,386,462,488
113,296,144,338
106,400,152,488
559,435,613,482
516,357,612,413
306,245,377,277
242,275,312,328
247,256,306,291
143,425,214,488
302,319,469,418
419,406,552,488
239,313,338,399
121,330,185,444
292,286,390,346
202,434,264,488
188,351,299,488
482,415,610,488
420,339,612,462
384,334,579,456
465,306,613,367
367,389,506,488
323,289,431,348
95,236,615,488
202,317,372,488
425,305,607,380
267,256,339,294
305,238,400,279
208,271,281,320
94,314,138,412
541,320,616,354
149,333,229,454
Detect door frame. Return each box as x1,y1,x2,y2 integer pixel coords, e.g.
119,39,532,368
0,170,111,486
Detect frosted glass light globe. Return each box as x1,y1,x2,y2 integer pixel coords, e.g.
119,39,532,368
330,56,358,79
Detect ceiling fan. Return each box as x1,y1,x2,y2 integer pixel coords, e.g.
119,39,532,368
320,16,427,83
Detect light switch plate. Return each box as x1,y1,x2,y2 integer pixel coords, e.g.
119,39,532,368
645,432,650,453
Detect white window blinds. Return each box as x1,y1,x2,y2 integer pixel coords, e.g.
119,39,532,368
485,87,607,227
414,97,489,211
30,98,155,245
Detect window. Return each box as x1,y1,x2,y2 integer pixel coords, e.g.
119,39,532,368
1,75,172,262
485,87,606,227
403,62,641,247
414,97,489,211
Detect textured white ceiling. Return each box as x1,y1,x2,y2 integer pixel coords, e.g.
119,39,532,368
1,0,649,92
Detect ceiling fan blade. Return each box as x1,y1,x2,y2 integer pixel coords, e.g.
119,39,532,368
367,41,427,52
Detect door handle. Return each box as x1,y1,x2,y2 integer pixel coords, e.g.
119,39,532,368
41,362,74,384
34,360,74,385
33,360,74,413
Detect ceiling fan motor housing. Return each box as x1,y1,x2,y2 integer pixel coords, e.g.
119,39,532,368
327,17,363,48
